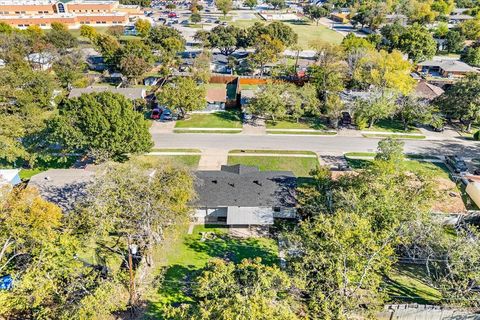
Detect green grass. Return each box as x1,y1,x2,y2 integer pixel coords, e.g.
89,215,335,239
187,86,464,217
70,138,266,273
229,150,316,155
383,264,442,304
362,134,426,140
231,19,343,47
344,152,441,160
364,119,421,133
228,155,319,177
149,155,201,168
175,111,242,129
344,152,377,158
1,156,78,181
344,157,450,179
151,148,201,153
147,224,278,315
268,131,336,135
266,118,328,130
174,129,242,134
240,84,261,90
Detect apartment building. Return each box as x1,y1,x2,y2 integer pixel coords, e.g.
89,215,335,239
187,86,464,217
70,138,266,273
0,0,141,29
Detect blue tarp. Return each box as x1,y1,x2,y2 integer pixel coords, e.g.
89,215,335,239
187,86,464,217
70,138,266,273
0,275,13,290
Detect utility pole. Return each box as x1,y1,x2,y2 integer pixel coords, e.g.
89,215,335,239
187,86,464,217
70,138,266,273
127,235,136,313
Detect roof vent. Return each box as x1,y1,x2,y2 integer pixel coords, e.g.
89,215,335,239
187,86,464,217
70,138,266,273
212,180,218,184
253,180,262,186
228,182,235,187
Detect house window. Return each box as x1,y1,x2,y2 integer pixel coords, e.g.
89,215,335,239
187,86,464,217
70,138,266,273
15,11,20,14
217,216,227,222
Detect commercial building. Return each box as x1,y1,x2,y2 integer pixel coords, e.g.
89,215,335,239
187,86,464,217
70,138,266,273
0,0,141,29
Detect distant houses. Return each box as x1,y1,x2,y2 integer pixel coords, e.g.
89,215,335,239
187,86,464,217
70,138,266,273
69,86,146,100
416,59,478,80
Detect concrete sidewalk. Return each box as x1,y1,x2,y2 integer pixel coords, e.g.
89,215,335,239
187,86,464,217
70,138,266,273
198,149,229,170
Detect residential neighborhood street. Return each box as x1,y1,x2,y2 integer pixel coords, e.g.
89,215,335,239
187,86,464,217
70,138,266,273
152,132,480,158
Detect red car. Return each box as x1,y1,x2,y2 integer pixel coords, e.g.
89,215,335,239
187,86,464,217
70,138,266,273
151,108,161,120
168,12,177,18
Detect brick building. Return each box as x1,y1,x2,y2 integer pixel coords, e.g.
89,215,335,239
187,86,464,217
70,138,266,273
0,0,141,28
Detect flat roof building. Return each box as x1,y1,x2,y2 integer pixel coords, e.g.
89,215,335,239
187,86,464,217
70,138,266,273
0,0,140,28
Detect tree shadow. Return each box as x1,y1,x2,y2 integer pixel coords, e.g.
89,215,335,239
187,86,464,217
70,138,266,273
284,19,310,25
184,233,279,266
213,111,241,122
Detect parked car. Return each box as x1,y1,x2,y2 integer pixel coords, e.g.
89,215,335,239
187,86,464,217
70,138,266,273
160,109,173,121
341,112,352,126
151,108,161,120
168,12,177,18
242,112,252,121
445,155,468,173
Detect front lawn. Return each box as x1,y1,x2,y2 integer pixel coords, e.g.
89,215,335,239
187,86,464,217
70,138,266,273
364,119,421,133
175,111,243,128
228,155,319,177
135,154,201,169
146,225,278,315
266,118,328,130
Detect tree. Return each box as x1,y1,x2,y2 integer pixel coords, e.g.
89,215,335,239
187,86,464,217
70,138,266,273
92,34,120,65
78,159,195,308
351,1,387,31
247,83,288,121
265,0,285,10
163,258,299,319
380,22,406,51
157,77,206,117
244,0,257,9
199,25,245,56
147,25,186,53
375,137,404,163
190,12,202,23
47,92,153,161
444,30,465,53
191,50,211,83
436,73,480,132
117,40,154,83
0,187,125,318
354,90,397,128
45,22,78,51
106,25,125,38
247,21,297,48
135,19,151,38
216,0,233,17
304,5,328,26
398,24,437,62
53,52,87,88
396,94,436,130
457,18,480,40
405,0,438,24
80,25,98,41
461,45,480,67
357,49,415,95
249,34,284,76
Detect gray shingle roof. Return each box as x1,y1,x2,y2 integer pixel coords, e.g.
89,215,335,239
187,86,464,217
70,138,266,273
194,165,296,208
29,169,94,211
418,60,477,73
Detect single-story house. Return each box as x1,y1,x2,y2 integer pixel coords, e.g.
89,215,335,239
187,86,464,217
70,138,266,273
69,86,146,100
417,60,477,78
28,169,94,211
0,169,21,187
206,88,227,111
414,80,444,100
448,14,473,24
194,165,297,227
25,52,55,71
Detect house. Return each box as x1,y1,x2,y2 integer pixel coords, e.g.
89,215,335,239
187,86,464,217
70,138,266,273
414,80,444,100
26,52,54,71
28,169,94,211
86,55,107,72
206,87,227,111
194,165,297,227
417,60,477,79
0,169,21,187
69,86,146,100
330,12,349,23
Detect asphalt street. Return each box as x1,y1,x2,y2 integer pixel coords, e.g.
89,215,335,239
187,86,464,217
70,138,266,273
152,133,480,158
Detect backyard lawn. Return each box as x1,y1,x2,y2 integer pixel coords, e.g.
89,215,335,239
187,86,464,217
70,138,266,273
383,264,442,304
175,111,242,128
231,19,343,47
228,154,319,177
146,225,279,316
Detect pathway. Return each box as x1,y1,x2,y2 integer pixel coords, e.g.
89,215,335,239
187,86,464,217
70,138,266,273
150,121,175,134
242,118,266,135
197,149,229,170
